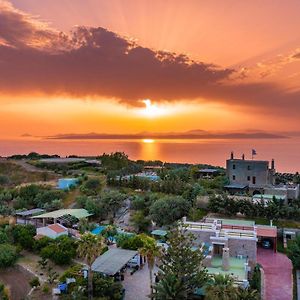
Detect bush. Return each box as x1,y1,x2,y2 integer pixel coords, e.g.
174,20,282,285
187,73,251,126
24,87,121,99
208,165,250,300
40,236,77,265
12,224,36,250
93,273,123,299
250,264,261,293
149,196,191,226
42,284,50,294
33,236,53,252
29,276,40,288
116,234,143,250
0,244,18,268
0,282,9,300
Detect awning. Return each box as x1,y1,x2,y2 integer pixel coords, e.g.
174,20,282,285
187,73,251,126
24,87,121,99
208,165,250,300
31,209,93,219
92,248,138,276
256,225,277,238
16,208,45,217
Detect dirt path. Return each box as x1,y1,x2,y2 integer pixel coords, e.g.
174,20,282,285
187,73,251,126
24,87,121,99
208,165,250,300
0,266,33,300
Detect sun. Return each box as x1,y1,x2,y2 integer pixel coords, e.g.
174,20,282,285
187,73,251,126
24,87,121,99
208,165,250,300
140,99,166,118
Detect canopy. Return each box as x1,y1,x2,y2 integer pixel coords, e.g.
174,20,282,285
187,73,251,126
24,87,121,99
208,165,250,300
151,229,168,237
92,248,138,276
31,209,92,219
16,208,45,217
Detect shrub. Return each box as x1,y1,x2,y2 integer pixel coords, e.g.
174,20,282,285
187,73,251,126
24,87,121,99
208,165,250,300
0,244,18,268
29,276,40,288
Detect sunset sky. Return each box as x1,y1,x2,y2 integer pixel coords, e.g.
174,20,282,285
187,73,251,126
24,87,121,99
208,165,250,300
1,0,300,139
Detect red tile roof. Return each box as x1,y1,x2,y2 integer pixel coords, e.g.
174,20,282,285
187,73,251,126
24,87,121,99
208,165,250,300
48,223,67,234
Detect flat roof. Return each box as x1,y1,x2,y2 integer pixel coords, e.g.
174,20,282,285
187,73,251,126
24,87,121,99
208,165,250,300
253,194,286,200
151,229,168,237
92,248,138,275
256,225,277,238
221,219,255,227
31,209,92,219
199,168,219,173
16,208,45,217
224,184,248,189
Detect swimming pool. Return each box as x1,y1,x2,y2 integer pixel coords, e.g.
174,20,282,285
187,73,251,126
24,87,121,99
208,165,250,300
91,226,106,235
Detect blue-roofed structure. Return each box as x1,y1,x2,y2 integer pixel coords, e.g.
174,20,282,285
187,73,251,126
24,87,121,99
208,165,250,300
58,178,78,190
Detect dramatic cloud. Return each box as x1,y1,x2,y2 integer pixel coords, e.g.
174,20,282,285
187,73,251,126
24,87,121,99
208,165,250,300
0,0,300,115
293,52,300,59
46,130,287,140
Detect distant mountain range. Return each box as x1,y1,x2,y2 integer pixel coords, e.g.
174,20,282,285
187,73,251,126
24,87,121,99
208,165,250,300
44,129,289,140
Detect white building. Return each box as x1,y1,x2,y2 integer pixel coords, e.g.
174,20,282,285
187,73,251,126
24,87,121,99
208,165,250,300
36,223,68,239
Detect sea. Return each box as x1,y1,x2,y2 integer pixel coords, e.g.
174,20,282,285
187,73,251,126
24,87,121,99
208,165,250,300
0,137,300,173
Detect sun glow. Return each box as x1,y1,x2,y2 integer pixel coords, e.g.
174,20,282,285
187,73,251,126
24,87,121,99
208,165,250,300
142,139,155,143
140,99,167,118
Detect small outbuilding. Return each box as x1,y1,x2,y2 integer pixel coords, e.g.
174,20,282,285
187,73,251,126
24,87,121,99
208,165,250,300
36,223,68,239
16,208,45,225
92,248,139,276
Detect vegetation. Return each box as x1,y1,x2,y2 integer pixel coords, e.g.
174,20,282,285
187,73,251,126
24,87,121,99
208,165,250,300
150,196,191,226
0,282,9,300
205,274,238,300
208,194,300,221
77,233,106,299
76,190,127,221
249,264,261,294
12,224,36,250
40,235,77,265
29,276,41,288
287,235,300,268
0,160,55,187
138,234,160,296
116,234,144,250
0,243,18,268
153,225,207,299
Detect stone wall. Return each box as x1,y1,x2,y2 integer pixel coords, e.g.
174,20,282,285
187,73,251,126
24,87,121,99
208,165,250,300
188,230,215,245
228,238,257,263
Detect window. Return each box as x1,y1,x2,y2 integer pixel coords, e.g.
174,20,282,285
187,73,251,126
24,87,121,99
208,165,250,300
247,165,251,170
252,176,256,184
232,175,236,180
233,164,236,170
247,176,250,181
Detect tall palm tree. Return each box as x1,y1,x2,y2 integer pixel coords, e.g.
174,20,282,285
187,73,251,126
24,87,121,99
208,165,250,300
205,274,239,300
138,234,160,297
77,233,105,300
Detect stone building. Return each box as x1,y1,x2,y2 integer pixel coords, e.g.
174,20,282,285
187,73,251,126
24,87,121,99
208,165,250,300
226,152,275,194
182,217,277,286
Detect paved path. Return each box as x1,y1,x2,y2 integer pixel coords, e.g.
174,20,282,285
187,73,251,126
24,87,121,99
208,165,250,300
257,248,293,300
123,263,159,300
297,270,300,300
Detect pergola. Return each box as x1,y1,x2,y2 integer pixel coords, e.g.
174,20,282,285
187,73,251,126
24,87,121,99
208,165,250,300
31,209,93,226
92,248,138,276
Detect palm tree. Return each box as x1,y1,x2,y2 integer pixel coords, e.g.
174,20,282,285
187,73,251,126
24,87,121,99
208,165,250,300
138,234,160,297
205,274,239,300
77,233,105,300
153,273,186,300
236,287,259,300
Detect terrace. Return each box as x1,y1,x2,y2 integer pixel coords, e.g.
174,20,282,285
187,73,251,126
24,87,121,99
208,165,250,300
206,256,248,283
